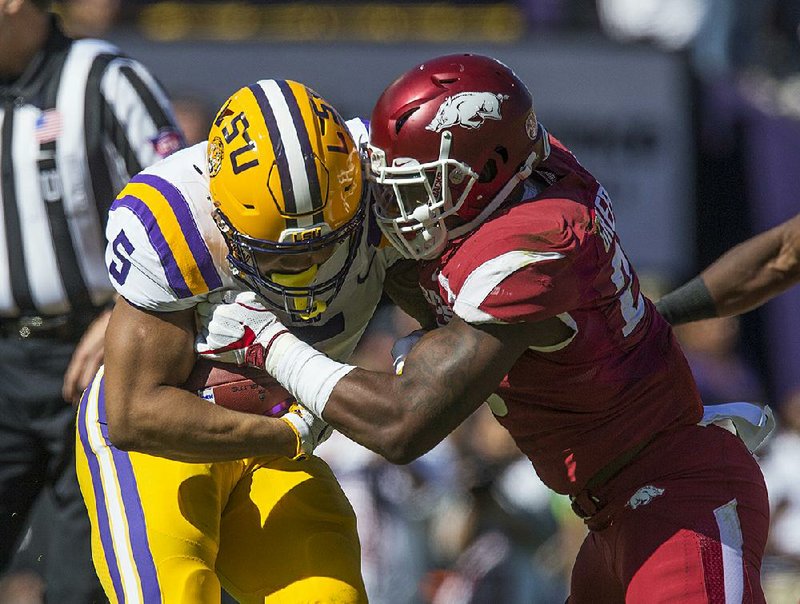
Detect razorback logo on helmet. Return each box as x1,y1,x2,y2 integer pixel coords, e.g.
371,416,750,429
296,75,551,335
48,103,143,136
426,92,509,132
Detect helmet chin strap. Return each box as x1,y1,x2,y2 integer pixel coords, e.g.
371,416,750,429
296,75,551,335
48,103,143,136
447,124,551,241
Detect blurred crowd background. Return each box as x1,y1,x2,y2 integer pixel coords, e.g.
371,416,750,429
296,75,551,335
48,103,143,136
42,1,800,602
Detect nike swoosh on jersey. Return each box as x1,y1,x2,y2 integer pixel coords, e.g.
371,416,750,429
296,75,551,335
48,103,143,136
356,251,377,284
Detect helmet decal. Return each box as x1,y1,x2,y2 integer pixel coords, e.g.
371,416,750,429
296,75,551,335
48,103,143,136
208,136,224,177
425,92,509,132
525,111,538,140
249,80,324,226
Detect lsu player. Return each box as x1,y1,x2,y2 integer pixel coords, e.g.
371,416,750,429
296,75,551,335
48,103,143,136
198,56,771,602
75,80,410,603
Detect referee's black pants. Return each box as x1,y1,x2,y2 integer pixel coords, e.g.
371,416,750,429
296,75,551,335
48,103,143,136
0,335,105,603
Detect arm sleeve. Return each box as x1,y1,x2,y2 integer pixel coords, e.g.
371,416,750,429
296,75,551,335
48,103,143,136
445,198,590,325
105,203,206,313
654,276,718,325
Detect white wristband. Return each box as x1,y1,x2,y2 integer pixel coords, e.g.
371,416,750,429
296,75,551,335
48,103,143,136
279,413,310,459
264,331,355,417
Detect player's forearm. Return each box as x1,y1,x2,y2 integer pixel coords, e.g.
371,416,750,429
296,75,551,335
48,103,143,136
104,301,297,461
106,386,297,462
658,214,800,325
322,369,473,464
322,324,505,463
703,213,800,316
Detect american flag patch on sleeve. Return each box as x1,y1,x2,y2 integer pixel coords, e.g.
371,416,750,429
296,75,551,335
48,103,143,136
35,109,63,144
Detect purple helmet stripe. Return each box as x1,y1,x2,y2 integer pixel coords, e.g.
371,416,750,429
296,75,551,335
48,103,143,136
277,80,323,221
132,174,222,291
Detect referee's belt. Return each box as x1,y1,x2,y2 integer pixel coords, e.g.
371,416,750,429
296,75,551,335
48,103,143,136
0,311,98,340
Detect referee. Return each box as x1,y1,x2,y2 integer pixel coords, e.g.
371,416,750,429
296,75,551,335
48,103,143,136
0,1,183,601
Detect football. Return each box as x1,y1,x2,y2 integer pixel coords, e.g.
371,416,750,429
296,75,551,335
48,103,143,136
182,358,294,417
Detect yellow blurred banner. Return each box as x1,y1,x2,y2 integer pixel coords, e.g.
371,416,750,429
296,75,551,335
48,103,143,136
137,2,525,42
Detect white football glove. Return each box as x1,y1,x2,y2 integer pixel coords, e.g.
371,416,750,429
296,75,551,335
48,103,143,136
195,291,286,368
197,291,356,419
391,329,427,375
280,403,333,459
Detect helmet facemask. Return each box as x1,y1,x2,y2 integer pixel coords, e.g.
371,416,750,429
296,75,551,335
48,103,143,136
214,205,365,322
369,131,478,260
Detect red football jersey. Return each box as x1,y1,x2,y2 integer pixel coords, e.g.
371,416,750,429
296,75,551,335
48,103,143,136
418,135,703,495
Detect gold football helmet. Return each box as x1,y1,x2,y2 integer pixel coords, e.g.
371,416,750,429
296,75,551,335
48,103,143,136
208,80,365,321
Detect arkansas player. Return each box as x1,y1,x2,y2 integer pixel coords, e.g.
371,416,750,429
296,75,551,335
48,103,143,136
197,54,769,603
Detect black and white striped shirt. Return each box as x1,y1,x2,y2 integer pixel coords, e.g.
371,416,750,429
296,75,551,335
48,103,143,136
0,18,182,318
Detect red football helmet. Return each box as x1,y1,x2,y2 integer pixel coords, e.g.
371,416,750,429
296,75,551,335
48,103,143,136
368,53,542,259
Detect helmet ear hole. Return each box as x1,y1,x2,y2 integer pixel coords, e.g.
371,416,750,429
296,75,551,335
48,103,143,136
478,159,497,183
478,145,510,182
495,146,509,164
395,108,418,135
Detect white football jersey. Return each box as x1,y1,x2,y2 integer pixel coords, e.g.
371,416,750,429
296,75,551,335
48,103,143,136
105,142,400,361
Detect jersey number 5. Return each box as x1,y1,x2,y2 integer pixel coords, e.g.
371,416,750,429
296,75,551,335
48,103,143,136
109,230,134,285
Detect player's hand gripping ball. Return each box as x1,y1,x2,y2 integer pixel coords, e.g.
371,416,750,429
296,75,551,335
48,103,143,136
182,358,295,417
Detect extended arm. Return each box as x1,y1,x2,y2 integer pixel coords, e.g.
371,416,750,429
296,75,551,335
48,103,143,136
658,213,800,324
309,316,570,462
196,292,572,464
104,297,298,461
323,316,545,462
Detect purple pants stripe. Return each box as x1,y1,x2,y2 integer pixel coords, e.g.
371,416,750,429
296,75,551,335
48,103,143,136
77,377,125,603
96,379,163,603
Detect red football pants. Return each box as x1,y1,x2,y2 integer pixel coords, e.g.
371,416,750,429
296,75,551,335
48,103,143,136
569,424,769,603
